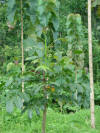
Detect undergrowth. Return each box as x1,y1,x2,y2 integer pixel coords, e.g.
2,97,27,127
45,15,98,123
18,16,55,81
0,106,100,133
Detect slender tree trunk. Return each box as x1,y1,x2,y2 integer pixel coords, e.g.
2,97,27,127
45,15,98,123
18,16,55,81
42,104,47,133
21,0,24,92
75,69,77,101
42,70,47,133
88,0,95,128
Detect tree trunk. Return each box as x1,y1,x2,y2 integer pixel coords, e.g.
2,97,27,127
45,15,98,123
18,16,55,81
42,104,47,133
42,71,47,133
21,0,24,92
75,69,77,101
88,0,95,128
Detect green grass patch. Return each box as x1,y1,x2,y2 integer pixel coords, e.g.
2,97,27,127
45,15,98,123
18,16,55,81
0,106,100,133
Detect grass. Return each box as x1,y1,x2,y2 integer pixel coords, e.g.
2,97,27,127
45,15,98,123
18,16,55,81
0,106,100,133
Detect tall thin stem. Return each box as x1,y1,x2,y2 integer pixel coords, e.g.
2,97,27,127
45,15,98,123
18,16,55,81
42,72,47,133
42,104,47,133
88,0,95,128
42,37,48,133
21,0,24,92
45,35,47,64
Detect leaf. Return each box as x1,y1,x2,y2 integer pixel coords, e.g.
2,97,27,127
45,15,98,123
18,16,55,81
15,96,23,109
22,93,30,102
36,49,44,57
39,15,47,26
5,77,13,87
36,25,43,37
28,0,38,21
77,95,82,103
76,84,83,93
52,16,59,30
35,107,40,116
55,79,62,87
74,50,83,54
54,65,62,73
30,14,36,24
75,14,81,24
53,32,58,40
29,0,38,7
69,83,76,91
26,56,38,61
7,62,15,72
34,86,42,94
35,65,51,72
7,0,15,9
50,82,60,86
6,100,14,113
54,51,62,61
38,4,45,15
28,109,33,119
32,59,39,64
24,37,35,50
83,99,89,108
7,0,16,23
7,9,16,23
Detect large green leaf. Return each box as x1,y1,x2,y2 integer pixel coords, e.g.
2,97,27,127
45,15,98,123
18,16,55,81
7,0,16,23
26,56,38,61
7,9,16,23
36,25,43,37
38,4,45,15
22,93,30,102
76,84,83,93
54,65,62,73
52,16,59,30
35,65,51,72
30,13,36,24
15,96,23,109
28,109,33,119
6,100,14,113
24,37,36,51
5,77,13,87
28,0,38,24
8,0,15,9
39,14,48,26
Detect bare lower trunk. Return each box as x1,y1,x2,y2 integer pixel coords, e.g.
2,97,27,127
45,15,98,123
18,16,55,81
42,104,47,133
21,0,24,92
75,69,77,101
88,0,95,128
42,72,47,133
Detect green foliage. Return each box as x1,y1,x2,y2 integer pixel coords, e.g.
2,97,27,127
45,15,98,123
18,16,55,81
92,0,100,7
65,0,87,15
0,106,100,133
58,0,87,37
2,38,90,116
0,2,90,118
6,100,14,113
7,0,16,23
66,13,84,68
0,1,99,132
0,2,98,133
94,83,100,105
0,45,21,74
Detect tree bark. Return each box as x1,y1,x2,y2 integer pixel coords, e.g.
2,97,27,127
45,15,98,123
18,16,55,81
42,104,47,133
21,0,24,92
42,72,47,133
88,0,95,128
75,69,77,101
